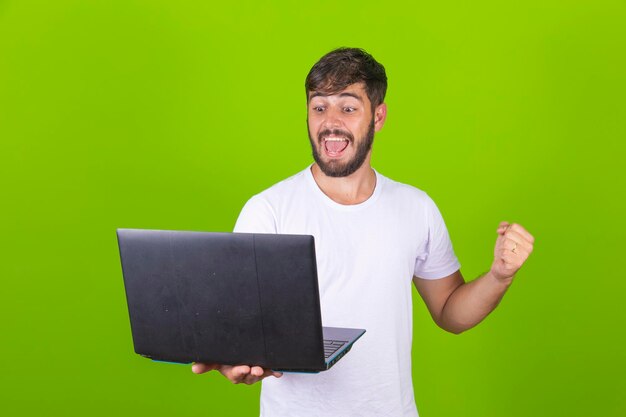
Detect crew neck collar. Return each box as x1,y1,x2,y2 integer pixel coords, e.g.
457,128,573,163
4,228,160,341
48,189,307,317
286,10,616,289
304,165,383,211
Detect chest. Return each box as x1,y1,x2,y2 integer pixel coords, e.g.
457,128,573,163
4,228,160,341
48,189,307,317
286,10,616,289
275,199,429,280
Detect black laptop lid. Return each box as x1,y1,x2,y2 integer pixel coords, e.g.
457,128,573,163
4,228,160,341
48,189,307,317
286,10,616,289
117,229,326,370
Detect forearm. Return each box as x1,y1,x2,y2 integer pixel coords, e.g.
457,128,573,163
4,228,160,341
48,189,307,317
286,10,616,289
439,271,513,334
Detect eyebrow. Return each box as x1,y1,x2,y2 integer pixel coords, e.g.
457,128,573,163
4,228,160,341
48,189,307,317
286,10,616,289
308,91,364,102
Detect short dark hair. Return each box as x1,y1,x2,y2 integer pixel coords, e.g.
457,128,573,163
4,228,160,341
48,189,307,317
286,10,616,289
305,47,387,109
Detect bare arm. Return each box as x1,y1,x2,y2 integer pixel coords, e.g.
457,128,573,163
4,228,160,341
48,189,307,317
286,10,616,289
414,222,534,334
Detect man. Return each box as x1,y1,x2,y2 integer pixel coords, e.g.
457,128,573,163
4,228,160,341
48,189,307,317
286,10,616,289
193,48,534,417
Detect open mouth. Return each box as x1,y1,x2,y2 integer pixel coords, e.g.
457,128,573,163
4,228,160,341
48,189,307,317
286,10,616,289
323,137,350,157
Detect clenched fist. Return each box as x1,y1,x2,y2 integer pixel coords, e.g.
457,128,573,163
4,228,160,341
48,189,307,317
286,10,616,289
491,222,534,281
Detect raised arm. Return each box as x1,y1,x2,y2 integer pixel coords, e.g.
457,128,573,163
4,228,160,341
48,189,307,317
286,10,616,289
413,222,534,334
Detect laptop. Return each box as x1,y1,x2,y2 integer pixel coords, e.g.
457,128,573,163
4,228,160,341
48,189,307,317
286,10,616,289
116,228,365,372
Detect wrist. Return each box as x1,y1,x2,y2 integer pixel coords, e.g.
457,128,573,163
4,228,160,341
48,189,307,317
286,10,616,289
486,268,514,287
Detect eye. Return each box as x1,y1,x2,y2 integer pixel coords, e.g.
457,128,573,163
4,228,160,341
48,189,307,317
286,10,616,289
312,106,325,112
343,107,356,113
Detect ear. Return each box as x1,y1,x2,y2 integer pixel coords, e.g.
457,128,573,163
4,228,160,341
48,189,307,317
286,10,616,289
374,103,387,132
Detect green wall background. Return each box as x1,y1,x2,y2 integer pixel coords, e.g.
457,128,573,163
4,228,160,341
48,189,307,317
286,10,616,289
1,1,624,416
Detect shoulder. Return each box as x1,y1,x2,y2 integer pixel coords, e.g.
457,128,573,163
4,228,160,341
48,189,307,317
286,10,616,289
249,168,309,204
234,167,311,233
377,171,435,208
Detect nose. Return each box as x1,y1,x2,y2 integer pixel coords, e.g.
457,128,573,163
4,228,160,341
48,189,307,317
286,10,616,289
322,107,344,130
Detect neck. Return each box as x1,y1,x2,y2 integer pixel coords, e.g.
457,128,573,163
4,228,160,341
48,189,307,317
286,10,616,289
310,156,376,205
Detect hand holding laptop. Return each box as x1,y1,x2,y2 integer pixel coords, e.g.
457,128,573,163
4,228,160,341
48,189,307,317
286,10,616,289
191,362,282,384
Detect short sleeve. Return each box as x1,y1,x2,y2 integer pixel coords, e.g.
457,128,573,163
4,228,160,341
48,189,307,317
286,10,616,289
413,196,461,279
233,195,278,234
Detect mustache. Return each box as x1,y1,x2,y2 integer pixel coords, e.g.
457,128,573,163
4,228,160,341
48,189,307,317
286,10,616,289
318,129,354,142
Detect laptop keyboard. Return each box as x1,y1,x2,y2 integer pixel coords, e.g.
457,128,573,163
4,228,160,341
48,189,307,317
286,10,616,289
323,339,348,359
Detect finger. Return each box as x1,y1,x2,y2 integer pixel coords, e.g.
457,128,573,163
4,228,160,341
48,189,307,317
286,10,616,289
503,239,517,252
232,365,251,379
220,365,251,383
243,368,283,384
497,221,510,235
499,243,528,257
252,367,282,379
498,247,529,269
250,366,264,377
192,363,218,374
502,233,533,253
507,223,535,244
260,368,283,378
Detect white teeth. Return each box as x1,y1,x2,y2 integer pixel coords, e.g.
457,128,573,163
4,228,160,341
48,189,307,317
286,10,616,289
324,137,347,142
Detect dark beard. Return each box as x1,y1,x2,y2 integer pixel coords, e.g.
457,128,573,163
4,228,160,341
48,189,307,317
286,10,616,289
308,118,375,178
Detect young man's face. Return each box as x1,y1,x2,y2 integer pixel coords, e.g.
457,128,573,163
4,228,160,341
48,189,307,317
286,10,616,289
307,83,386,177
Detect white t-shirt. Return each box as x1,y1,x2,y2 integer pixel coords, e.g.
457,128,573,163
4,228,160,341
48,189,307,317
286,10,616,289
234,166,460,417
